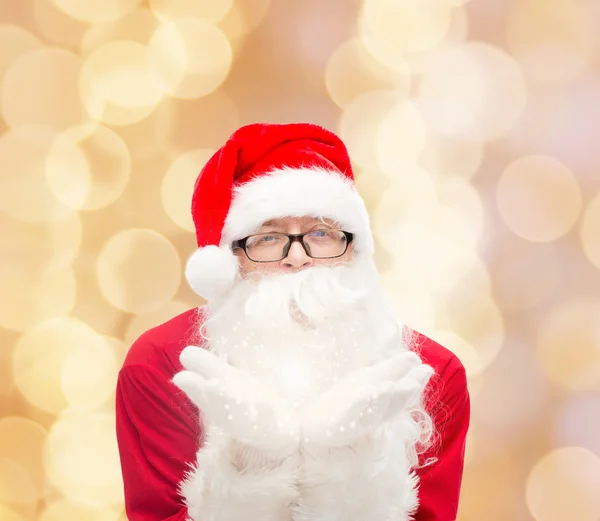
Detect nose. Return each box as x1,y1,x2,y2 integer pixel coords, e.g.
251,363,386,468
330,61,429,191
281,239,313,270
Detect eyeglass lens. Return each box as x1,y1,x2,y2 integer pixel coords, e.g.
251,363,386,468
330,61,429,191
245,230,348,261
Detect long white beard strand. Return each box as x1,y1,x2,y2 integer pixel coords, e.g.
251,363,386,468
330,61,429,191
201,259,406,404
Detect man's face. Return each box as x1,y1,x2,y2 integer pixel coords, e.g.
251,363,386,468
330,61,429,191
233,216,353,277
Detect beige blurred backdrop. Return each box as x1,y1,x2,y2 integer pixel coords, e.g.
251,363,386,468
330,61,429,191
1,0,600,520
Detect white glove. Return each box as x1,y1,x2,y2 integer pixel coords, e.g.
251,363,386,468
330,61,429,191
173,346,301,455
300,351,433,448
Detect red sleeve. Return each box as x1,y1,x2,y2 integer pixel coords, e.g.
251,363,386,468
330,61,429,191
116,363,201,521
414,361,470,521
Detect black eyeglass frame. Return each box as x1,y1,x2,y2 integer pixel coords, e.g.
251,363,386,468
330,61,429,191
232,230,355,263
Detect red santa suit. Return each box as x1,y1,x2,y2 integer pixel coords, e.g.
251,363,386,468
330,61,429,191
115,123,471,521
116,308,469,521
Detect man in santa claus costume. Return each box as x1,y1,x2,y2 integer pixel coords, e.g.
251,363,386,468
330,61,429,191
116,123,470,521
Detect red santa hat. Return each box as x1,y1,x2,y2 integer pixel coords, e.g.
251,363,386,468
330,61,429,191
186,122,374,300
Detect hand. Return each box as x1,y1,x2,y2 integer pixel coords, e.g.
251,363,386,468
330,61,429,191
173,346,301,455
300,351,433,448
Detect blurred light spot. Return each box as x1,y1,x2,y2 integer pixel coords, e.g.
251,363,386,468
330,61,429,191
80,40,164,126
380,272,436,333
0,211,81,271
580,192,600,271
526,447,600,521
0,265,76,332
162,149,214,231
125,300,195,346
0,126,72,223
80,7,158,54
105,336,128,370
420,133,483,180
436,288,505,371
373,164,437,232
39,499,121,521
473,338,550,440
360,0,452,62
148,18,232,99
507,1,596,85
153,92,238,156
50,0,141,24
536,298,600,392
489,236,559,311
1,48,90,130
150,0,233,23
32,0,88,49
339,90,405,169
0,505,25,521
0,25,43,83
325,38,411,109
377,100,427,173
219,0,271,41
12,318,107,413
556,394,600,458
96,229,181,314
497,155,582,242
376,172,482,296
430,330,483,379
46,124,131,210
45,411,124,505
0,417,47,504
459,431,521,520
61,333,118,410
418,42,527,140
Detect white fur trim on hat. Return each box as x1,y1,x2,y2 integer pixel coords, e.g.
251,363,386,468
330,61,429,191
185,245,239,301
221,167,374,256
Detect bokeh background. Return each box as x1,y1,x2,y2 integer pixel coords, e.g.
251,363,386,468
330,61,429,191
1,0,600,520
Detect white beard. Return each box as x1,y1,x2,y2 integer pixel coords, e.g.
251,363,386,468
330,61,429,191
201,258,407,404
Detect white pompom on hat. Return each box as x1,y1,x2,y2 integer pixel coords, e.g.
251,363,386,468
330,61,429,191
186,122,374,302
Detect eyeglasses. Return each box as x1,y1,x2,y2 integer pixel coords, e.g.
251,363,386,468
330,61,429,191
232,230,354,262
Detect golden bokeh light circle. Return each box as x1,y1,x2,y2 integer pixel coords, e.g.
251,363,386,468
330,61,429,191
61,333,118,411
339,90,406,169
377,100,427,174
46,125,132,211
0,125,72,224
526,447,600,521
45,411,124,505
96,229,182,314
420,133,483,180
436,288,505,372
12,318,109,414
0,506,25,521
430,330,483,379
150,0,234,23
507,1,596,85
219,0,271,41
161,149,214,231
536,298,600,392
1,47,90,130
50,0,142,24
361,0,452,59
325,38,411,109
39,499,121,521
79,40,164,126
80,7,158,55
0,417,47,504
0,265,76,332
497,155,582,243
580,192,600,271
32,0,88,50
491,237,559,312
124,300,194,346
0,25,43,82
148,17,233,99
418,42,527,140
